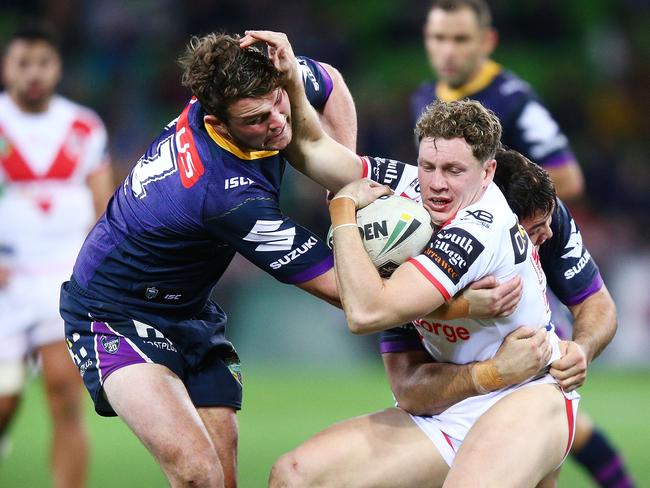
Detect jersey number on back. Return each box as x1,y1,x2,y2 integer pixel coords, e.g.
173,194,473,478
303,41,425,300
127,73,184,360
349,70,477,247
128,134,177,199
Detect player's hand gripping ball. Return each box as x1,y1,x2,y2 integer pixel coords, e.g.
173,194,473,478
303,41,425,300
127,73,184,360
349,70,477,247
328,195,433,277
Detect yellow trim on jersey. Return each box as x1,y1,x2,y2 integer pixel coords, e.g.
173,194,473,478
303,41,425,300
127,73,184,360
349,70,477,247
436,60,502,101
204,122,279,160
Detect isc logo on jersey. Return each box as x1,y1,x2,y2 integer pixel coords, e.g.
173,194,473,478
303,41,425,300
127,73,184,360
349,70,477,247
330,195,432,277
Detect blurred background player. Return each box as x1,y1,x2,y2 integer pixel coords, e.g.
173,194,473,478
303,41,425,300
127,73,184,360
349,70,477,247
411,1,634,485
412,0,584,203
0,21,113,488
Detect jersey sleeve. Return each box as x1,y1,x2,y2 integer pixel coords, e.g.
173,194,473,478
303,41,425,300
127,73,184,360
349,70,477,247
361,156,420,197
297,56,334,110
205,196,333,284
408,224,489,301
539,199,603,305
508,94,576,169
379,323,426,354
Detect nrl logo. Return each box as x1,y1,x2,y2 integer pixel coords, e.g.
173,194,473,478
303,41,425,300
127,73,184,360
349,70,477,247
101,335,120,354
145,286,159,299
376,213,422,259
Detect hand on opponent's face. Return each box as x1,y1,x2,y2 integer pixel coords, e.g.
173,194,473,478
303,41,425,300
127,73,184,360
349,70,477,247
239,30,299,87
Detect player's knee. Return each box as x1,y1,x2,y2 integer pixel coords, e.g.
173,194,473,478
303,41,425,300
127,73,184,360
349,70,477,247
269,451,318,488
162,442,224,487
45,378,83,423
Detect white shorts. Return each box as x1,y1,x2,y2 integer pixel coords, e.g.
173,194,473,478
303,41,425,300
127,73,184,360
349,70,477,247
410,374,580,467
0,269,68,359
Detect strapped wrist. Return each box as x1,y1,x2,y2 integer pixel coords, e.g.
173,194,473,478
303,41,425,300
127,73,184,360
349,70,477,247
435,296,470,320
470,360,506,394
329,196,357,227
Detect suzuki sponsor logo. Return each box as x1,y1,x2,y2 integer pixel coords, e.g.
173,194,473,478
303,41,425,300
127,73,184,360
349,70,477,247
561,220,583,260
564,252,591,279
244,220,296,252
270,236,318,269
561,219,591,279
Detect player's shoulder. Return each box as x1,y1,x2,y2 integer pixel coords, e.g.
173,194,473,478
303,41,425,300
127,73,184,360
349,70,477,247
546,198,575,248
451,184,513,235
412,79,436,95
492,68,535,99
52,95,106,131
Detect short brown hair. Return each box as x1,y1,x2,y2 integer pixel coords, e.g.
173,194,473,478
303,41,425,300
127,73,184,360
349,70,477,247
178,32,281,121
429,0,492,28
493,148,556,221
415,99,502,164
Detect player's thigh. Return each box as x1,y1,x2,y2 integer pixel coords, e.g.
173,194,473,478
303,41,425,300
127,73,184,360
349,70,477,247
446,384,571,488
198,406,238,453
272,407,448,488
103,362,216,463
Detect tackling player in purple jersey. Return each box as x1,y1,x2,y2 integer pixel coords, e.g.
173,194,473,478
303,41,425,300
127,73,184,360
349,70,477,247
60,32,358,488
412,0,584,203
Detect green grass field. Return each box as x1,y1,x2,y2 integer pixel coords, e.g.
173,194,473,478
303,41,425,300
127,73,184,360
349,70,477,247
0,366,648,487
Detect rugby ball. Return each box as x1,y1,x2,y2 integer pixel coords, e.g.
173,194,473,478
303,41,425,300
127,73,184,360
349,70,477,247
328,195,433,277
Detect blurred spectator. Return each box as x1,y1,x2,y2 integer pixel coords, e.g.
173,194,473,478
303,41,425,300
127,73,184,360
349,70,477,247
0,21,113,487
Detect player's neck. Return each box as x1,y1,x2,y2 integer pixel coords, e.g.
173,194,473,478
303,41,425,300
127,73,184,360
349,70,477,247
8,92,53,114
437,59,500,101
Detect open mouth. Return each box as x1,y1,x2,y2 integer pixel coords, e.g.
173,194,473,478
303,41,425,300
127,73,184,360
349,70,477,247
428,197,451,212
266,124,287,145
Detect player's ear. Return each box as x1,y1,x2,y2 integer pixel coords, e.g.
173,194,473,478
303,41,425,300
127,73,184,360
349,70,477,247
204,114,230,138
483,158,496,189
482,27,498,57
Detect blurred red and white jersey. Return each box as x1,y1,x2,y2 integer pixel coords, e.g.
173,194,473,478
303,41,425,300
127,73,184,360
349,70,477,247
0,93,109,272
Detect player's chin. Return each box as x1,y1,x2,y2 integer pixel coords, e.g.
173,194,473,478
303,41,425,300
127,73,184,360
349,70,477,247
265,128,292,150
423,203,451,226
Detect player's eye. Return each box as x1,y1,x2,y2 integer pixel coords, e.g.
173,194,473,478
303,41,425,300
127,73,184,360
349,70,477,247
245,114,268,125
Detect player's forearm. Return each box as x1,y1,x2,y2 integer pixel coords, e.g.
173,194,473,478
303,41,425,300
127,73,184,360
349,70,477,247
331,201,390,334
569,286,617,363
385,352,481,416
284,90,362,193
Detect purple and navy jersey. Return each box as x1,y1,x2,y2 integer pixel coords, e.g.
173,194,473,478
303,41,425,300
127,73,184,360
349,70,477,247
70,57,333,321
539,199,602,306
410,60,575,169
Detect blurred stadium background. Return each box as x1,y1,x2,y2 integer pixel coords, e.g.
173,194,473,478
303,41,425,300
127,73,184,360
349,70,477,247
1,0,649,486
